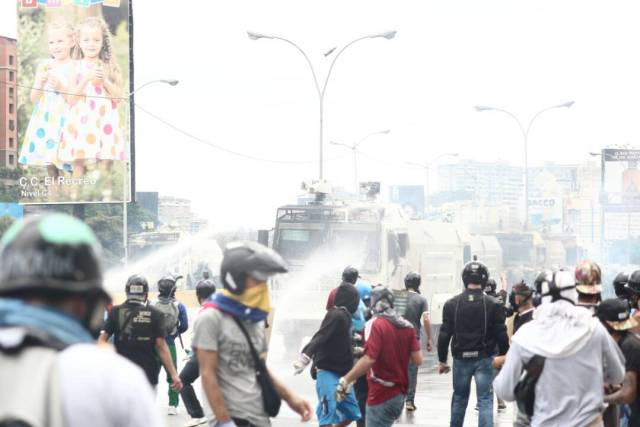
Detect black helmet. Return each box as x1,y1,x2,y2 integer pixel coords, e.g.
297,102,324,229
158,274,182,297
220,241,287,295
125,274,149,301
371,285,394,308
613,272,630,299
628,270,640,295
0,214,110,336
342,266,359,284
508,281,534,308
484,278,497,294
196,278,216,301
0,214,107,300
462,261,489,287
404,271,421,290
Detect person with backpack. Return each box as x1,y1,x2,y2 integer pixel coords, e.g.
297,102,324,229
0,214,161,426
437,261,509,427
154,274,190,415
293,282,362,427
493,270,625,427
100,274,183,394
335,285,422,427
193,241,312,427
181,277,217,427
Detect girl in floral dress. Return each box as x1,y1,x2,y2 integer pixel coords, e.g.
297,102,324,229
19,21,76,179
59,16,124,199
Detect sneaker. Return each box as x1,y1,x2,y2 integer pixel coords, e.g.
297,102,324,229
497,400,507,411
168,406,178,416
185,417,207,427
405,401,417,412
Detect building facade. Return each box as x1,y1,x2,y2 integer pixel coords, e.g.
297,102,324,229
0,37,17,169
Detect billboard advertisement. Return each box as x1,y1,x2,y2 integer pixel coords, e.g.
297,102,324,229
602,148,640,206
17,0,131,204
528,197,562,233
389,185,425,219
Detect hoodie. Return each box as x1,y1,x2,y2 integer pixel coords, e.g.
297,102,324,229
302,284,359,376
494,298,626,427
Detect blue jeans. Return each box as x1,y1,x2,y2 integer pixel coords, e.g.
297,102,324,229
407,362,418,402
366,393,405,427
450,357,493,427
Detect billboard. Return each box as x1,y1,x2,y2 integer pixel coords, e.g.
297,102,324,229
528,197,562,233
17,0,132,204
602,148,640,206
389,185,425,219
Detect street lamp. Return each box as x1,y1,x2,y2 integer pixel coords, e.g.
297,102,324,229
122,78,179,267
475,101,574,229
407,152,459,211
248,30,397,180
330,129,390,193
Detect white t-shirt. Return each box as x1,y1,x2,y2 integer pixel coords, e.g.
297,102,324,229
57,344,163,427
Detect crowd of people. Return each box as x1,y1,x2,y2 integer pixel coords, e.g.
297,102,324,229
0,213,639,427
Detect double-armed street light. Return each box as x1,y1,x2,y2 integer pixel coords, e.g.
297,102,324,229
247,30,397,181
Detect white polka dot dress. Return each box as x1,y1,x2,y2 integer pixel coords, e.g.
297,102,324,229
58,59,125,163
18,60,73,169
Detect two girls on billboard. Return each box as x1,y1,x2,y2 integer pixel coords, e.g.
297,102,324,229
19,16,124,201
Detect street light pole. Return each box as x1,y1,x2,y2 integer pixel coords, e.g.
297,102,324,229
248,30,396,181
407,152,459,213
122,78,179,267
331,129,390,193
475,101,574,230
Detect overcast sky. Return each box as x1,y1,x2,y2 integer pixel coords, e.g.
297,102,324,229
2,1,640,229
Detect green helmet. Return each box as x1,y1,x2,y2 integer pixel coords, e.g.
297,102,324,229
0,214,107,299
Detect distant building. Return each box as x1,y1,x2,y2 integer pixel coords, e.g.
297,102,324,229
0,37,17,169
158,195,208,234
437,160,523,228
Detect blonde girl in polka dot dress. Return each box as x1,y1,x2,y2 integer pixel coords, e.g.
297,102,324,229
18,21,76,179
59,16,124,198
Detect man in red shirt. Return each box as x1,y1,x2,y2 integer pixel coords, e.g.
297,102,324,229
336,286,422,427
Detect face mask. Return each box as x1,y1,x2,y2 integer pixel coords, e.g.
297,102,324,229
223,283,271,313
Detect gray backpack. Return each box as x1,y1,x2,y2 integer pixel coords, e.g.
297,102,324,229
153,298,180,336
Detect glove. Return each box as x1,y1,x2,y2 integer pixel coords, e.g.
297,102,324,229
215,421,238,427
293,353,312,375
335,377,353,402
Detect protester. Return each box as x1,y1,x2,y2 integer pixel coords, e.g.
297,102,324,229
153,274,189,415
335,285,422,427
437,260,509,427
193,241,312,427
100,274,184,394
575,260,603,313
596,298,640,427
493,270,625,427
326,266,360,310
294,283,362,427
353,279,373,427
401,272,432,412
181,278,217,427
0,214,161,426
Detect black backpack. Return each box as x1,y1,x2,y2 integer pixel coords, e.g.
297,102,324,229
514,354,546,417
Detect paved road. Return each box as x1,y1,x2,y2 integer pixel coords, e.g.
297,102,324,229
160,348,515,427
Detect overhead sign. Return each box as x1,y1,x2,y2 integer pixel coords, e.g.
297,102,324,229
602,148,640,207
